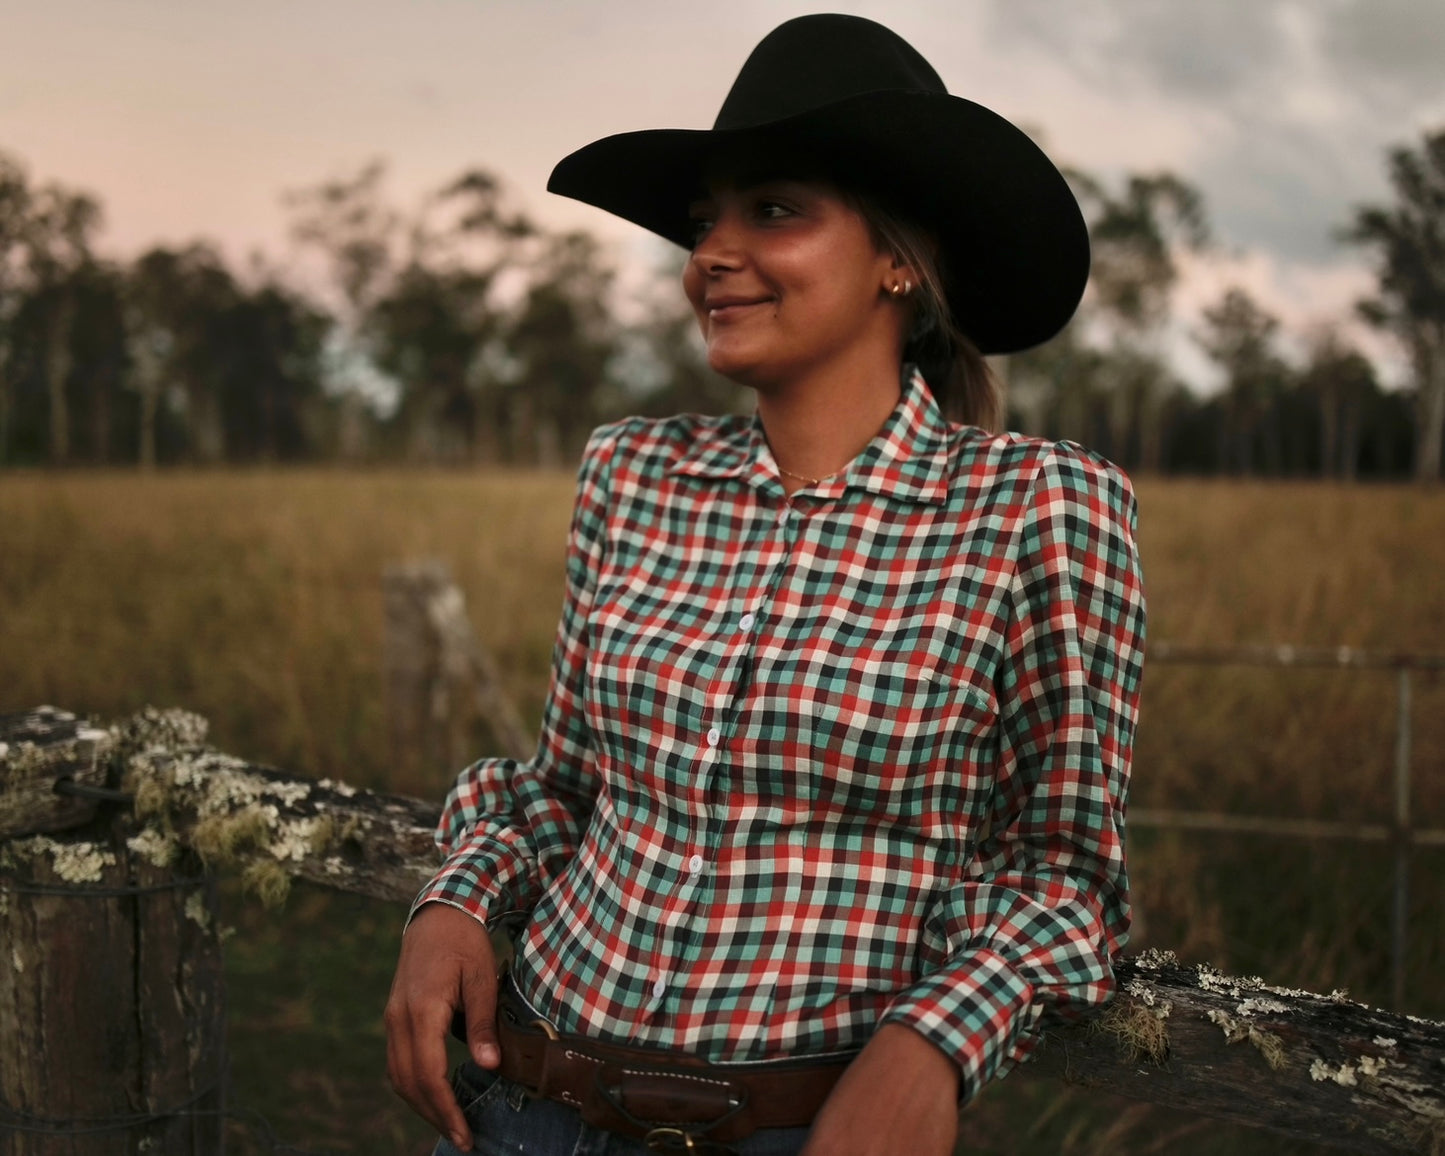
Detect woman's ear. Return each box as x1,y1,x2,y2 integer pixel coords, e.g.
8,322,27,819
882,264,919,299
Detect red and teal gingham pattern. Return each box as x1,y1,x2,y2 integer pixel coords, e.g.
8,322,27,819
408,370,1146,1103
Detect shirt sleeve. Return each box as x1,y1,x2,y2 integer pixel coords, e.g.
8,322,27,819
403,424,617,934
879,442,1146,1102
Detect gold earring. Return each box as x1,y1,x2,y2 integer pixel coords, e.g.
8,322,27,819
889,282,903,297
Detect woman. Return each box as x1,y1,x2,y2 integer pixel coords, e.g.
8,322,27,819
386,15,1145,1156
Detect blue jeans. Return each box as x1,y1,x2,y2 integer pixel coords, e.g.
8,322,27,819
431,1060,810,1156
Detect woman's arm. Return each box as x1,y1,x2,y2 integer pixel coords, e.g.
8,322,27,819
385,425,618,1150
405,423,616,930
806,443,1145,1153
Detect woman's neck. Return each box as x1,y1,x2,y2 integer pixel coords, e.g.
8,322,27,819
756,361,903,496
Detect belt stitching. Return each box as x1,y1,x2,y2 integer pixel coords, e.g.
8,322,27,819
620,1068,736,1091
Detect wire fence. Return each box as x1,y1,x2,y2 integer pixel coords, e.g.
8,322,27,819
1135,642,1444,1010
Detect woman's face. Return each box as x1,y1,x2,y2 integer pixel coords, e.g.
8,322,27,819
682,176,901,390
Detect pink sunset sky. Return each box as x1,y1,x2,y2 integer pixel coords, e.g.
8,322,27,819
4,0,1443,389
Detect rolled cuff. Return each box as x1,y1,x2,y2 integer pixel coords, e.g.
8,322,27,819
403,841,526,935
879,948,1041,1103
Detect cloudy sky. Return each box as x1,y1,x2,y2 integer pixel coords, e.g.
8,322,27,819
3,0,1443,388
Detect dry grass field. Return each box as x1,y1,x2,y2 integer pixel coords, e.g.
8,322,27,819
2,469,1442,1155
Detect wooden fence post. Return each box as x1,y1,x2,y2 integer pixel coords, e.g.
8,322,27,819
383,560,532,789
0,708,226,1155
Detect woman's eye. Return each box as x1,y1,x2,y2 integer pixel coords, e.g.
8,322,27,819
688,217,714,243
757,201,793,220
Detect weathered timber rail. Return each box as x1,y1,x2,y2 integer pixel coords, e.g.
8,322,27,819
2,707,1443,1155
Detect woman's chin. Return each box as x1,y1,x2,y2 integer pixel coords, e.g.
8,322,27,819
705,346,783,391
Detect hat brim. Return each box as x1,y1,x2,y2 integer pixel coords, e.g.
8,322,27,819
547,90,1088,356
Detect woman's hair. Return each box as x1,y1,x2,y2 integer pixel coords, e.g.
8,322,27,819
847,194,1002,432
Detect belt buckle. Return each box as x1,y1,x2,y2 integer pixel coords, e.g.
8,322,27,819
596,1067,746,1153
643,1126,737,1155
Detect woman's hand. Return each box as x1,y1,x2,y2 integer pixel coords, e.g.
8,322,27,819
800,1023,960,1156
384,902,500,1152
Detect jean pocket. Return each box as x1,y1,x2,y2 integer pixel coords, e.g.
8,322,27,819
451,1060,509,1118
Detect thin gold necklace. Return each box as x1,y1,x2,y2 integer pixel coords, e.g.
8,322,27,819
776,462,847,487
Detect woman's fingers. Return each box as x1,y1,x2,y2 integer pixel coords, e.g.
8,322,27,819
385,989,472,1149
461,952,501,1069
413,1004,473,1151
385,903,498,1150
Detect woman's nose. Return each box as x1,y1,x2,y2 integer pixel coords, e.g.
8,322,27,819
690,212,745,274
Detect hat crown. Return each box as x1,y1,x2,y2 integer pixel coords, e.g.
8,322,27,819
713,14,946,131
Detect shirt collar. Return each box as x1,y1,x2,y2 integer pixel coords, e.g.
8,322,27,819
668,368,953,506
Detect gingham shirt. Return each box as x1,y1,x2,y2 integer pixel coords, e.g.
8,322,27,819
409,369,1146,1101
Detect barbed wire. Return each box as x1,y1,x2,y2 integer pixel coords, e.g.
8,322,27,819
2,874,209,898
0,860,344,1155
0,1063,349,1155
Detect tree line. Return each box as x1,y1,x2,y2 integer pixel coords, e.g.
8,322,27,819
1,129,1442,478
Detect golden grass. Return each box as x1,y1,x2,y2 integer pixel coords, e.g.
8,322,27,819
1,468,577,796
3,471,1440,810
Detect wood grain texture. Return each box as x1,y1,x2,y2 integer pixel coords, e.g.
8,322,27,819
1028,952,1445,1154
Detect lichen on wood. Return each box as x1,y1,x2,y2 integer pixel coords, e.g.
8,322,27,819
109,708,443,908
0,706,119,837
1026,956,1445,1154
1207,1009,1288,1071
1098,995,1172,1064
0,832,118,883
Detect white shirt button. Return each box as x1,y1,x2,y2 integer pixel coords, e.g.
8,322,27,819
706,727,721,747
739,613,756,631
777,508,791,526
652,976,666,1000
688,854,705,874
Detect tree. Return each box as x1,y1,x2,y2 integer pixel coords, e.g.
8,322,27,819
0,152,33,464
1066,171,1210,471
62,259,130,464
25,184,104,464
212,282,330,462
370,262,501,461
123,244,243,465
1299,330,1380,481
504,231,619,465
287,162,537,461
1344,128,1445,481
1007,317,1111,446
1196,288,1293,475
0,154,113,466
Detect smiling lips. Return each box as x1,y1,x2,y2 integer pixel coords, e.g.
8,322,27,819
706,295,774,321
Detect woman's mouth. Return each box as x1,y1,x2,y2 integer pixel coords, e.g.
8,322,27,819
706,297,773,321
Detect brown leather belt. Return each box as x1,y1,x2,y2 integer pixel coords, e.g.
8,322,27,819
491,983,855,1151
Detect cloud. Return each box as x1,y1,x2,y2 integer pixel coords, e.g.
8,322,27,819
983,0,1290,102
1167,247,1407,393
1321,0,1445,108
980,0,1444,269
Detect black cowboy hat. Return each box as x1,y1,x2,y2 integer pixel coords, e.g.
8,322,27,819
547,13,1089,356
